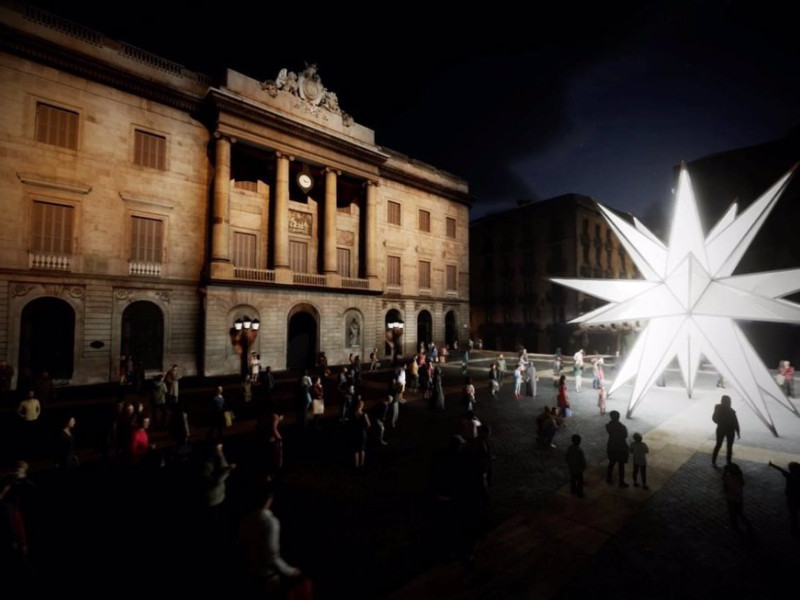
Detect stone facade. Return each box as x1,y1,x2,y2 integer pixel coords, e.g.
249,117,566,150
0,3,470,388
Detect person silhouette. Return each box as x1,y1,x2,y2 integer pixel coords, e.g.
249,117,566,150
605,410,629,487
768,460,800,537
711,395,740,467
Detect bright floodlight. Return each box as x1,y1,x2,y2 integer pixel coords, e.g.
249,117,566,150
551,162,800,436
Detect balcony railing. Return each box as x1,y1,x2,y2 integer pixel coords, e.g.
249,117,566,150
129,261,162,277
234,267,276,282
341,277,369,289
30,253,71,271
293,273,327,286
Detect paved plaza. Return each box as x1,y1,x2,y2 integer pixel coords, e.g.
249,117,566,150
3,352,799,599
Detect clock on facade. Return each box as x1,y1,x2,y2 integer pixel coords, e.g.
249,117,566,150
297,172,313,192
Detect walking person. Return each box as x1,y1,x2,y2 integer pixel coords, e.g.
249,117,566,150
238,481,304,597
151,373,168,430
463,377,476,412
556,375,570,417
572,348,584,392
206,385,229,441
15,390,41,460
629,432,650,489
527,360,538,398
433,365,446,411
497,354,507,384
349,397,371,471
370,396,391,446
389,377,401,428
566,434,587,498
513,365,523,400
605,410,630,487
164,364,180,407
295,370,312,433
488,363,500,399
711,394,740,467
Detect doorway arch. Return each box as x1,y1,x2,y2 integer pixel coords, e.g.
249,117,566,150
445,310,458,349
417,310,432,349
19,297,75,381
122,301,164,371
384,309,404,362
287,307,318,370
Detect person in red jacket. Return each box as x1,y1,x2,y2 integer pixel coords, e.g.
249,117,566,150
129,416,152,467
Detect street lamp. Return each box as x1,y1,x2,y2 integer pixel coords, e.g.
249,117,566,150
232,315,260,379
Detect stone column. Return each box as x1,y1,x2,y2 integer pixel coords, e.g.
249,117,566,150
365,180,379,289
210,133,234,279
273,152,292,282
323,167,341,286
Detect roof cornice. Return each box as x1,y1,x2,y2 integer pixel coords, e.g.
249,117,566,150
0,23,204,114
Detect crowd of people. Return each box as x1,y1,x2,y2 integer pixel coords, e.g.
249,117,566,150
2,343,799,597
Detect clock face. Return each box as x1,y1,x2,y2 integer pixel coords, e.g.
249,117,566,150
298,173,312,191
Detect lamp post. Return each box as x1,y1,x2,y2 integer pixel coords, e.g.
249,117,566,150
233,315,260,379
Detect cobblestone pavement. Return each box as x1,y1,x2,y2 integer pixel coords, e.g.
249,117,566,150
3,352,799,599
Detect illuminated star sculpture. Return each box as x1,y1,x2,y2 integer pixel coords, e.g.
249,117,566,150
551,163,800,436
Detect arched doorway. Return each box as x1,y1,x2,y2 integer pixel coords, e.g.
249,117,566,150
287,310,318,370
19,297,75,381
122,301,164,371
445,311,457,349
417,310,432,350
384,309,404,363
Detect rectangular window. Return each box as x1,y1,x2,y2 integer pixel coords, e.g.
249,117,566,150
133,129,167,170
387,255,401,285
35,102,78,149
337,247,351,278
289,240,308,273
446,264,457,291
233,232,257,268
131,216,163,263
446,217,456,238
418,260,431,289
32,201,73,254
387,201,401,225
418,209,431,233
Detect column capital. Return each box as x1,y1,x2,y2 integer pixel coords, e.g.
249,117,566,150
364,179,379,188
213,131,236,144
324,166,342,176
275,151,295,161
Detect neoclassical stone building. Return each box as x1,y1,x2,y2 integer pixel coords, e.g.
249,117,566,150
0,3,471,387
470,194,638,355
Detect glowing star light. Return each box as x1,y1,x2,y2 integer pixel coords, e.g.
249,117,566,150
551,163,800,436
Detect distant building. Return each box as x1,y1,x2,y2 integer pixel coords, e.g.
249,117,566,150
0,3,470,388
469,194,639,355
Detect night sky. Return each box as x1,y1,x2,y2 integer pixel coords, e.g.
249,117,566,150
22,1,800,224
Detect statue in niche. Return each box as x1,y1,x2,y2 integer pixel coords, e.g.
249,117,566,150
348,317,360,347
